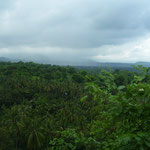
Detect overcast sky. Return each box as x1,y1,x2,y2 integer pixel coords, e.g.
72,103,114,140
0,0,150,64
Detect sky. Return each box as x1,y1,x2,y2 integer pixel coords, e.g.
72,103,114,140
0,0,150,64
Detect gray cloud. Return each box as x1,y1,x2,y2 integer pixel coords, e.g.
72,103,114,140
0,0,150,63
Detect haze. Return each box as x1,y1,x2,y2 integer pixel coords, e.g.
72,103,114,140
1,0,150,65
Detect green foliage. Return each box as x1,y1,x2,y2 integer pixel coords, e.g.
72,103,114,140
49,129,100,150
0,62,150,150
112,132,150,150
0,128,15,150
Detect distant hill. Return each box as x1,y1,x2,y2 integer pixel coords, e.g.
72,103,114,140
0,57,21,63
0,57,10,62
135,62,150,67
97,62,150,68
0,56,150,69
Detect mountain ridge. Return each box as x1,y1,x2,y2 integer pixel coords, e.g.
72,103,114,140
1,57,150,67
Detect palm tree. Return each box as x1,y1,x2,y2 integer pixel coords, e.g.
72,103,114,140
27,119,45,150
3,105,24,150
27,130,44,150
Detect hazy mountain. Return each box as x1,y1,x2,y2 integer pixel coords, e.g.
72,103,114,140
0,57,10,62
1,56,150,69
135,62,150,67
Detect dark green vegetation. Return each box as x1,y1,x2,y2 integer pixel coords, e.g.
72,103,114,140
0,62,150,150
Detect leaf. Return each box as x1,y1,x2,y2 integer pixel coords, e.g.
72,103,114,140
118,86,125,91
80,95,88,102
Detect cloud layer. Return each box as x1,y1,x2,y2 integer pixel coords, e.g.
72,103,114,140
1,0,150,63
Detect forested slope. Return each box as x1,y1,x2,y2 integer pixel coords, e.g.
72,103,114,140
0,62,150,150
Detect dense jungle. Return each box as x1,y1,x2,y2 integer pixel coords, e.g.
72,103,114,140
0,62,150,150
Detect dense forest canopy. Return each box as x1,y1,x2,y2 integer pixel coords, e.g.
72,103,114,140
0,62,150,150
